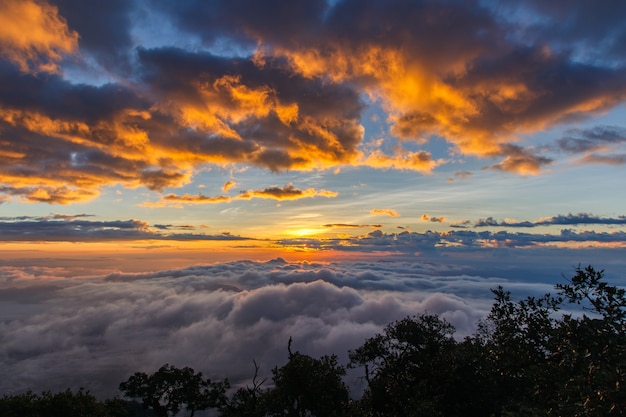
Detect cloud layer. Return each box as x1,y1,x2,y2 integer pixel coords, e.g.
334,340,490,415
1,257,577,398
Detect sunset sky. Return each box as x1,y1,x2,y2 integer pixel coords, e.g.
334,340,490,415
1,0,626,398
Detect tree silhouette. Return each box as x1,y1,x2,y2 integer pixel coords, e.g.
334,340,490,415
119,364,228,417
0,388,130,417
349,314,458,416
264,341,351,417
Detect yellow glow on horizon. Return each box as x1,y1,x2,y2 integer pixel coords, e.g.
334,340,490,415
286,228,327,237
0,239,379,273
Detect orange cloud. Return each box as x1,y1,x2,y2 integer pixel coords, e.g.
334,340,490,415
222,180,236,191
359,149,443,173
144,183,338,207
488,144,553,175
273,31,625,165
238,183,338,201
164,193,232,204
137,47,365,173
370,208,399,217
323,223,382,229
0,185,98,205
4,1,625,208
0,0,78,73
421,214,446,223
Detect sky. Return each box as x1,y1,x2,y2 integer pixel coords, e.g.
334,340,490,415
1,0,626,399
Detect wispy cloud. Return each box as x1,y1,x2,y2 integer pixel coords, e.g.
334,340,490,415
0,217,252,241
143,183,338,207
557,125,626,166
323,224,382,229
370,208,400,217
238,183,338,200
475,213,626,228
487,144,553,175
163,193,232,205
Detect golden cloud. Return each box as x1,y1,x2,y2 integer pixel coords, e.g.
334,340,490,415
164,193,232,204
143,183,338,207
222,180,236,192
273,37,625,167
238,183,338,200
0,0,78,73
0,185,98,205
421,214,446,223
3,1,625,208
370,208,400,217
359,149,443,173
323,223,382,229
489,144,553,175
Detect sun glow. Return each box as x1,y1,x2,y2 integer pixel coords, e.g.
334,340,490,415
287,228,327,237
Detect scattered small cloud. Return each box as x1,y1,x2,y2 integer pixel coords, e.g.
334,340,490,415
222,180,236,192
576,154,626,166
370,208,400,217
450,219,472,229
421,214,446,223
449,170,473,181
557,126,626,153
488,144,553,175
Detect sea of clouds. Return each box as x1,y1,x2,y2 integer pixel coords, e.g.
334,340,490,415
1,253,623,398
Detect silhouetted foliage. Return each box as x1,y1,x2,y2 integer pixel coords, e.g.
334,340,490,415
222,341,351,417
0,388,130,417
479,265,626,416
220,360,267,417
264,348,350,416
348,265,625,416
349,314,456,416
119,364,229,417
